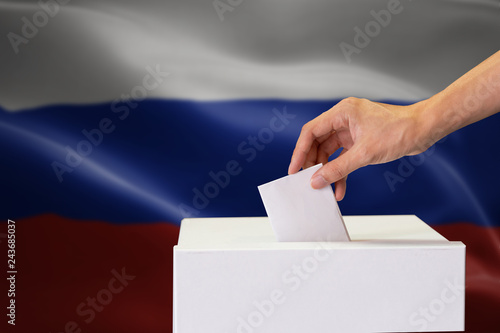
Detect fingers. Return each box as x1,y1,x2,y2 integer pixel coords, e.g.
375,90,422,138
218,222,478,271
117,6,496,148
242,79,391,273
303,133,340,169
303,140,319,170
289,124,321,174
289,107,348,174
334,177,347,201
289,130,333,174
316,134,341,165
332,148,349,200
310,172,328,189
310,147,364,189
288,141,308,174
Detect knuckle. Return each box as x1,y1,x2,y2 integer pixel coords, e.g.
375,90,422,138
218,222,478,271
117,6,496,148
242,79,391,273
300,121,313,134
339,97,359,107
356,146,370,164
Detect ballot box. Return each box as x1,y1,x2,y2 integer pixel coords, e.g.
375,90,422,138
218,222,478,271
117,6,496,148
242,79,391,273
173,215,465,333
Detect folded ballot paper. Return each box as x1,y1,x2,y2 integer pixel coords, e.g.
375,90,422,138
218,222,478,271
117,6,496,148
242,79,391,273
258,164,350,242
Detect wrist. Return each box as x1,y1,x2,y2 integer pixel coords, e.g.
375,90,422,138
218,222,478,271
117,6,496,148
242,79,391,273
406,98,445,155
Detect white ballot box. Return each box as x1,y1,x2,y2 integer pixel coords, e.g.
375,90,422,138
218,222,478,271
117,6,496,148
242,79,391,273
173,216,465,333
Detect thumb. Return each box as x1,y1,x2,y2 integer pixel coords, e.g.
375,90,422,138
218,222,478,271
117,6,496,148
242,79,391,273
310,148,362,189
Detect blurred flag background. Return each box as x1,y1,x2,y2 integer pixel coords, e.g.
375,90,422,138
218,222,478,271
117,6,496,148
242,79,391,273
1,0,499,332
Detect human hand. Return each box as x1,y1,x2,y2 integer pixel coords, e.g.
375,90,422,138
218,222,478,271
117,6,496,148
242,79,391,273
288,97,430,201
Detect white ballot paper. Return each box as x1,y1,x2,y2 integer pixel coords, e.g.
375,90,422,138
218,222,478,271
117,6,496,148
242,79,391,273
258,164,350,242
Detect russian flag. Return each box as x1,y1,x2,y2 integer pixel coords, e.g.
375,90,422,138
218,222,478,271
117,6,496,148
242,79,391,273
1,0,499,332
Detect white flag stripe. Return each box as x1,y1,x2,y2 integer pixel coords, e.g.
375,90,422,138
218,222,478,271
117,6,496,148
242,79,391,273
0,0,499,110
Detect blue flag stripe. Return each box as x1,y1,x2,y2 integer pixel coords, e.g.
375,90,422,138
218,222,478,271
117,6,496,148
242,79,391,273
1,99,499,227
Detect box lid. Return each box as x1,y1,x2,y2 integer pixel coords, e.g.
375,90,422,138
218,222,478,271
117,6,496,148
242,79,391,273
176,215,463,250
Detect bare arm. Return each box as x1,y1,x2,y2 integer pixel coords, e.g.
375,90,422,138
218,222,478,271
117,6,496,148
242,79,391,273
288,51,500,200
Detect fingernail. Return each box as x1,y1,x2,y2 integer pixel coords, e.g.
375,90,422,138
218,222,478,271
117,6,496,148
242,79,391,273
311,174,327,189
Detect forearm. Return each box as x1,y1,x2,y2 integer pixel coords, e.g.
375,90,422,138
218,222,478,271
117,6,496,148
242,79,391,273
416,51,500,145
289,51,500,194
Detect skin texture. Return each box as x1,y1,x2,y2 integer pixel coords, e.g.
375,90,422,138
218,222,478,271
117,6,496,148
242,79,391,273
289,51,500,201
